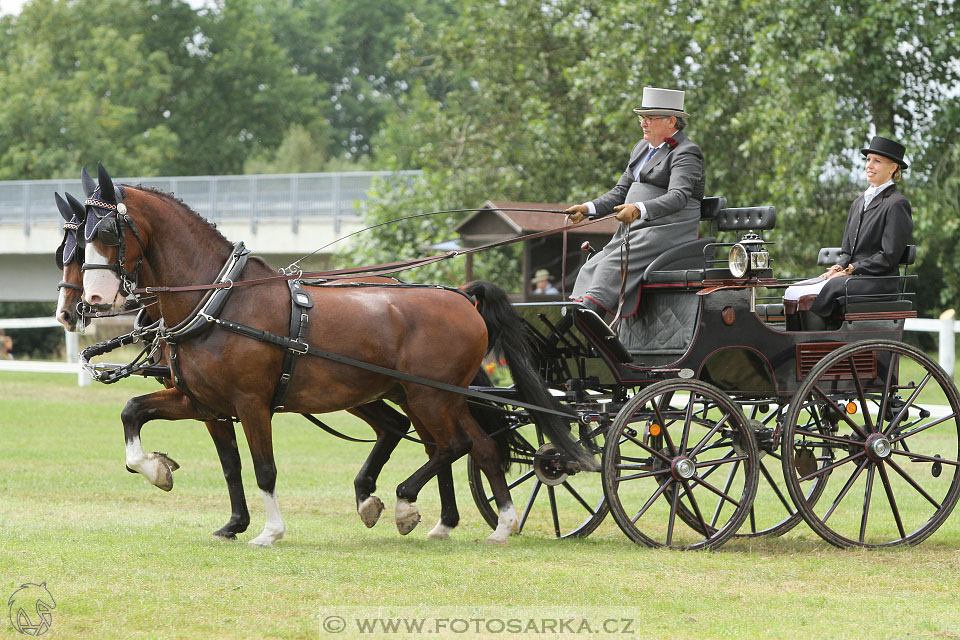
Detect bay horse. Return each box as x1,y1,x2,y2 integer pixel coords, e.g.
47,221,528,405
55,179,517,544
77,164,594,546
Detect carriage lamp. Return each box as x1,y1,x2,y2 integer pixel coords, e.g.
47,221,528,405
728,234,770,278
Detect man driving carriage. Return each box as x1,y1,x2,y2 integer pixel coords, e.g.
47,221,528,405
566,87,705,318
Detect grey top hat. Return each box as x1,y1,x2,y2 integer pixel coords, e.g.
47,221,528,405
860,135,908,170
632,87,690,118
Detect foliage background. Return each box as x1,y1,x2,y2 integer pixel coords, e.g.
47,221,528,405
0,0,958,311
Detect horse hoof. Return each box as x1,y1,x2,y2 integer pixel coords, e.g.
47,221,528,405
395,500,421,535
248,530,283,547
153,451,180,472
426,522,452,540
485,532,509,546
212,532,237,541
358,496,384,528
153,460,174,492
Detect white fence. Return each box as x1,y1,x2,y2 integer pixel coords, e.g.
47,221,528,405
1,311,958,387
0,316,89,385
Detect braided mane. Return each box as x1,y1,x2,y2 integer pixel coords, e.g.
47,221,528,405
135,185,230,243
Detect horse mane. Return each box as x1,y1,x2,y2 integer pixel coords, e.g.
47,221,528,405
133,185,271,269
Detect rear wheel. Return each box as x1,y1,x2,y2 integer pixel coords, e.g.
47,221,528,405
602,379,759,550
782,340,960,547
468,421,608,538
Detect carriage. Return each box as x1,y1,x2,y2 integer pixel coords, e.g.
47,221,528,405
465,197,959,550
60,168,960,551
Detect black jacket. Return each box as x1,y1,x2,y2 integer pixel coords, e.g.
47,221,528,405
811,184,913,316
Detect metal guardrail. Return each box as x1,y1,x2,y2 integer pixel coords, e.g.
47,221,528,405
0,170,420,234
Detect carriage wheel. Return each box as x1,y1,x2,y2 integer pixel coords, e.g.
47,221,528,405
731,403,832,538
782,340,960,548
602,379,759,550
468,421,608,538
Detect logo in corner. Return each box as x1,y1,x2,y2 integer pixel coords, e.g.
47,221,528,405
8,583,56,636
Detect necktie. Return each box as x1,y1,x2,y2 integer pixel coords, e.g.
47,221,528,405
641,146,659,167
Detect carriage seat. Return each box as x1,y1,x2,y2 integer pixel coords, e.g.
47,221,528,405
817,245,915,316
701,206,777,280
640,196,726,286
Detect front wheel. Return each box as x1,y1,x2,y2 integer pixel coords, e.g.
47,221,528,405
602,379,759,550
468,421,608,538
782,340,960,548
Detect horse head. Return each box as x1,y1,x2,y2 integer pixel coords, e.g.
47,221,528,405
55,191,88,331
81,163,147,310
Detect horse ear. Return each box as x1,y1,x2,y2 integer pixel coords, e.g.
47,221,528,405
65,192,86,220
55,193,73,222
97,163,116,204
81,166,96,197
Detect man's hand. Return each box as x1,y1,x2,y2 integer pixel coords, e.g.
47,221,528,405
614,203,641,224
565,204,589,224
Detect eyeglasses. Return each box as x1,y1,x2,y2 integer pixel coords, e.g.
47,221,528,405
637,115,669,125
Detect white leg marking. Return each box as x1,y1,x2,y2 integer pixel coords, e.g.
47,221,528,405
249,489,285,547
426,521,453,540
486,503,519,545
395,499,421,535
125,439,177,491
358,496,384,528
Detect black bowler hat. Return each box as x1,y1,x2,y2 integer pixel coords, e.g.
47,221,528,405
860,136,908,170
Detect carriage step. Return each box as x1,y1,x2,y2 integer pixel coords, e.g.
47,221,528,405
574,307,633,363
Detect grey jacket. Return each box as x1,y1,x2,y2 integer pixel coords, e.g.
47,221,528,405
590,129,705,222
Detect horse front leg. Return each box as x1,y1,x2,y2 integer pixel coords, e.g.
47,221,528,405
121,388,201,491
235,403,284,547
205,418,250,540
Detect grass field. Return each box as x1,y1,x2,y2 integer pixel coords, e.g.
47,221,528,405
3,371,960,639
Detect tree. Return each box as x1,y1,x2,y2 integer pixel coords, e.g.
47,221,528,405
0,0,321,177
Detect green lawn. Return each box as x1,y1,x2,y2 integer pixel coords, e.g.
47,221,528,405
2,371,960,639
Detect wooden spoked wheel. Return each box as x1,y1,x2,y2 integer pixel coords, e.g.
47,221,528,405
602,379,759,550
782,340,960,548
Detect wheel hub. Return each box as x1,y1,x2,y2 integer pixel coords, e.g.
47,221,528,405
671,456,697,480
533,443,569,486
865,433,892,461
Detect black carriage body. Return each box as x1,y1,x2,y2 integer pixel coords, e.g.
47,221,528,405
519,286,904,401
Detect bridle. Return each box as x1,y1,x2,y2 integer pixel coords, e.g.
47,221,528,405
81,185,148,298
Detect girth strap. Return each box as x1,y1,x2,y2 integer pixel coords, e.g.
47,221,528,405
271,280,313,412
213,317,577,420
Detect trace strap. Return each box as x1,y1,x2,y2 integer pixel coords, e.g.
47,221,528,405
211,316,578,421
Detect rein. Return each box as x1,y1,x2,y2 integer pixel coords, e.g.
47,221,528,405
133,215,612,296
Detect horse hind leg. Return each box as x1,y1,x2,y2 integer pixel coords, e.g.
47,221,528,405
459,411,518,545
425,465,458,540
395,398,473,537
236,404,284,547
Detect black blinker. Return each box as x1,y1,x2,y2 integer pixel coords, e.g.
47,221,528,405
97,216,121,247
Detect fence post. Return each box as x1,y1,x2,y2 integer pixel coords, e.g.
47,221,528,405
63,328,90,386
940,309,955,377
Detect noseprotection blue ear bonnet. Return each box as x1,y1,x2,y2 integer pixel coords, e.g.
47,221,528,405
54,192,87,268
82,163,126,245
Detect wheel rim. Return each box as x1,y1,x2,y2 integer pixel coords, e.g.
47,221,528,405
468,422,608,538
602,380,759,550
782,340,960,548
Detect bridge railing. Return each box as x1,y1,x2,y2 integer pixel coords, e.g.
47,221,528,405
0,170,420,234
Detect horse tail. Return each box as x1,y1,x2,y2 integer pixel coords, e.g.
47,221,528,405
468,368,532,473
462,281,599,472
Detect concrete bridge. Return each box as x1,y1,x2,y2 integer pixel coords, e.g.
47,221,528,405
0,171,418,302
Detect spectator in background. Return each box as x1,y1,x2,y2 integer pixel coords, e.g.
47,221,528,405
531,269,559,295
